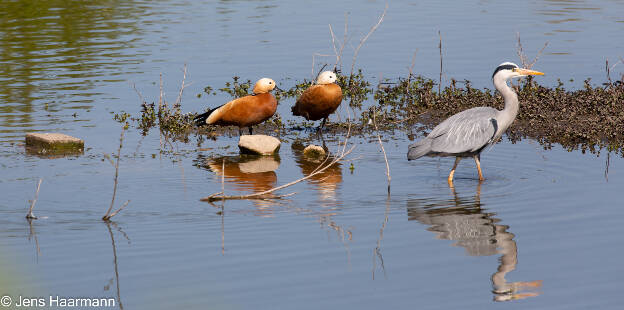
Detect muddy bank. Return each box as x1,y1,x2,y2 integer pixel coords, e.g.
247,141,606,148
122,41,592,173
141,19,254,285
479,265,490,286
128,72,624,156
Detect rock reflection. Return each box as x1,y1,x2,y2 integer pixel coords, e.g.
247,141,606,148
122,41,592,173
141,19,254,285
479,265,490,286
291,143,343,204
407,183,542,301
198,154,281,216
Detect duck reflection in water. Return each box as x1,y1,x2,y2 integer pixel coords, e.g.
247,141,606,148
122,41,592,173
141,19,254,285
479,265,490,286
197,154,281,217
406,183,542,301
291,142,343,204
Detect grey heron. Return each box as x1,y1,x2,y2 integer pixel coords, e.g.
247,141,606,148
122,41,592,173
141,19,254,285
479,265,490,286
407,62,544,184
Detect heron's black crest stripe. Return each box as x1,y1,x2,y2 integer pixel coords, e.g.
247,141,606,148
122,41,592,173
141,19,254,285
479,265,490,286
492,64,518,79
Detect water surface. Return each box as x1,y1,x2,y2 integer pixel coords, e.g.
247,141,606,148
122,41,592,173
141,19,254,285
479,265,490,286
1,1,623,309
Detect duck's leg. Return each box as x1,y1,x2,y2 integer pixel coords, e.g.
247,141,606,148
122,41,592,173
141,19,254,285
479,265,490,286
448,157,461,185
248,126,253,135
473,154,484,181
238,128,243,136
316,118,326,141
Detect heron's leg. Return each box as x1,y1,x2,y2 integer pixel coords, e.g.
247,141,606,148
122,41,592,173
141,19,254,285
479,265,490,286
248,126,253,135
474,154,485,181
448,157,461,185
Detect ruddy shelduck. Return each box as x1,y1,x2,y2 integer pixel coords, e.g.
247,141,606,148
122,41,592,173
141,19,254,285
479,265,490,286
291,71,343,132
194,78,278,135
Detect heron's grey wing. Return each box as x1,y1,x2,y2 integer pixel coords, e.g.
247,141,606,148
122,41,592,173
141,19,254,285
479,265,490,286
427,107,498,154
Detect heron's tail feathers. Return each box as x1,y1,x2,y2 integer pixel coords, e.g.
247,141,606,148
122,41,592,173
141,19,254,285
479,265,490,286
407,138,432,160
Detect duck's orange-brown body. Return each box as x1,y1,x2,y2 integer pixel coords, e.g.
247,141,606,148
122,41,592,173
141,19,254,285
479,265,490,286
207,93,277,128
292,84,342,121
195,77,278,135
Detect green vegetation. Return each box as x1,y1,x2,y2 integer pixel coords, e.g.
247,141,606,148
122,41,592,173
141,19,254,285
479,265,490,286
129,70,624,156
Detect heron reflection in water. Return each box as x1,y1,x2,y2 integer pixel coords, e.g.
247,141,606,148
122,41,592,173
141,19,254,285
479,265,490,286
407,183,542,301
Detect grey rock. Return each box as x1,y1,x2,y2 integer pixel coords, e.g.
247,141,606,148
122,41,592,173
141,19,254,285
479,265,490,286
238,135,281,155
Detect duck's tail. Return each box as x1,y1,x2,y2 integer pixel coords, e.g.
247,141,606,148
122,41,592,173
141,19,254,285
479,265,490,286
407,138,432,160
194,106,220,127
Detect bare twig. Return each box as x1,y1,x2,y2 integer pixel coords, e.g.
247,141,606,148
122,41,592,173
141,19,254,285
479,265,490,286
26,178,42,219
311,53,332,80
350,3,388,78
438,30,443,94
174,64,190,109
372,108,391,193
329,24,340,71
517,32,549,69
406,49,418,101
103,127,130,221
108,200,130,219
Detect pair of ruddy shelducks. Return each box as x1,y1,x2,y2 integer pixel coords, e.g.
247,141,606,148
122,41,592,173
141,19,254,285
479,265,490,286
194,71,341,135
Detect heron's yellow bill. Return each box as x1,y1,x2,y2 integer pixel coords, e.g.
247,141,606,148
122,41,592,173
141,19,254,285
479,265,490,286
515,68,545,76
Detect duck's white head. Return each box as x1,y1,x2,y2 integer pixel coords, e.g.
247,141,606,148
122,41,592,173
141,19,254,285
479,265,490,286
316,71,338,85
253,78,276,94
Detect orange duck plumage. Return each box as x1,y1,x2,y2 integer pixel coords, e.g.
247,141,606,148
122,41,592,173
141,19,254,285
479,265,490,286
291,71,342,132
195,78,278,135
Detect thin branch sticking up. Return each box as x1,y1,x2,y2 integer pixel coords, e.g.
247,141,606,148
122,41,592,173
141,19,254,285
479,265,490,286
438,30,443,94
174,63,191,109
103,127,130,221
406,49,418,101
373,108,391,193
350,3,388,78
516,33,549,69
26,178,42,219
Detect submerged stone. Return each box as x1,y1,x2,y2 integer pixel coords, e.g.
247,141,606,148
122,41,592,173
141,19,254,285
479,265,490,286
25,133,84,156
303,144,325,158
238,135,280,155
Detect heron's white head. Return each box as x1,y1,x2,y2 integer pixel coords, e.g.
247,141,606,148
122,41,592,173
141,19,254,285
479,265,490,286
492,62,544,81
253,78,277,94
316,71,338,85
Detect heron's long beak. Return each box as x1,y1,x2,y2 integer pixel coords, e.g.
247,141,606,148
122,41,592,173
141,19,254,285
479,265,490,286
515,68,544,76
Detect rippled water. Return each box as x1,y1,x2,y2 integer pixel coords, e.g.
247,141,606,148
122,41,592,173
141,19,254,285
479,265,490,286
1,1,623,309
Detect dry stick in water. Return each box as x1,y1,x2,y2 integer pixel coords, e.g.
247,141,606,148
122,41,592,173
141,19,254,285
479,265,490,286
373,108,391,193
349,3,388,79
173,64,189,109
26,178,43,219
405,49,419,101
438,30,443,94
516,32,549,69
103,127,130,221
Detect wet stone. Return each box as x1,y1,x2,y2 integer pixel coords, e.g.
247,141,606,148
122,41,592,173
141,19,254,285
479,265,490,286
25,133,84,156
238,135,281,155
303,144,326,158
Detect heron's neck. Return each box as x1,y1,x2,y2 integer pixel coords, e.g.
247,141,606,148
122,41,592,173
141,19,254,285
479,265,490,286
494,76,519,130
